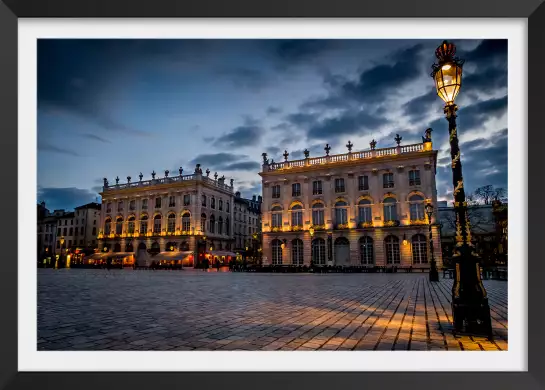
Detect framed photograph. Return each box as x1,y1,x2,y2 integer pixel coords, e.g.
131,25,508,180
0,0,543,389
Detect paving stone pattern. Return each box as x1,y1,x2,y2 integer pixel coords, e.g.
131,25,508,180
37,269,508,351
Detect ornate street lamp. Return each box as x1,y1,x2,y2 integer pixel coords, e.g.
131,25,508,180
309,226,315,268
425,203,439,282
431,40,492,336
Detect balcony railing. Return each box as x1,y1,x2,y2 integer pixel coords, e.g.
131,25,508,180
266,142,426,172
384,220,401,227
103,173,233,192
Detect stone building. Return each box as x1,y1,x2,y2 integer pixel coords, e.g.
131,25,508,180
97,165,235,267
259,132,442,268
233,192,262,260
37,202,57,262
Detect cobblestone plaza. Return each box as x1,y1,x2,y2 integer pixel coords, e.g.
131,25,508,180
37,269,508,351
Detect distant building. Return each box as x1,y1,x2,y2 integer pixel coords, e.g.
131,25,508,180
259,133,443,268
98,165,236,267
233,192,262,261
37,202,57,262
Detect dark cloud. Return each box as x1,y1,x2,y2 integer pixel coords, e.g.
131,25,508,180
80,133,110,143
463,67,507,98
307,110,387,140
266,106,282,115
213,125,264,148
402,88,441,122
237,180,262,198
342,44,426,103
274,40,335,63
218,68,271,91
460,39,508,71
285,112,318,129
458,95,508,131
38,187,99,210
38,142,80,157
189,153,259,172
223,161,261,171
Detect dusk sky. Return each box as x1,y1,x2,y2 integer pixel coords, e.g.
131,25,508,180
37,39,507,211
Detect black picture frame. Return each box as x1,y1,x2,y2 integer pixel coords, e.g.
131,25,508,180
0,0,542,389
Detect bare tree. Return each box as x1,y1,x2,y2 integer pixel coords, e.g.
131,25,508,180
474,185,495,205
493,187,507,201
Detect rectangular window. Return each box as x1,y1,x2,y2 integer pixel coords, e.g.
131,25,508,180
335,208,348,225
68,240,72,247
71,220,73,225
93,219,96,225
335,178,345,193
56,241,60,249
63,228,67,236
312,180,322,195
80,227,84,235
409,170,421,186
155,197,162,208
383,173,394,188
358,175,369,191
272,185,281,198
291,211,303,227
142,199,148,209
272,213,282,228
106,203,112,213
80,240,84,245
92,227,96,235
118,201,123,212
169,195,176,207
129,200,136,210
76,219,79,225
292,183,301,197
183,194,190,206
154,218,161,233
312,209,324,226
57,228,61,235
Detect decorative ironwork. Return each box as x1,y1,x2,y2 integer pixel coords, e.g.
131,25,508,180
370,139,377,150
430,40,465,77
394,134,402,146
179,167,183,176
303,149,310,158
422,128,433,143
335,223,349,230
230,179,234,187
127,176,131,183
115,176,120,184
214,172,218,180
103,177,108,186
151,170,156,179
383,220,400,227
138,172,143,181
261,152,268,164
359,221,374,228
346,140,353,152
451,151,460,168
205,168,210,177
283,150,289,161
164,170,169,177
324,144,331,156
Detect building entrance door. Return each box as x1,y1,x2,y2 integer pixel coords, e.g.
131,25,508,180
334,237,350,266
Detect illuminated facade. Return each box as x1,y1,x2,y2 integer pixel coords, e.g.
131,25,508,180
98,165,235,266
259,131,443,268
233,192,262,259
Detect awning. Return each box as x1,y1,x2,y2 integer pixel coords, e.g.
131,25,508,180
108,252,135,258
152,251,193,261
85,253,109,260
208,251,236,257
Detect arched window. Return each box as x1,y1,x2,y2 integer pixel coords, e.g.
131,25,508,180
219,199,223,211
312,238,326,265
202,195,207,207
383,197,397,222
210,215,215,233
153,214,162,234
218,216,223,235
335,200,348,226
271,239,283,265
167,213,176,233
182,211,191,232
412,234,428,264
271,205,282,228
291,239,304,265
385,235,400,264
358,199,372,224
211,197,216,209
117,201,123,212
409,194,425,221
115,217,123,235
291,204,303,228
312,203,324,226
128,216,135,234
225,217,230,235
104,217,112,235
359,236,374,265
226,202,230,213
140,215,148,234
201,213,207,233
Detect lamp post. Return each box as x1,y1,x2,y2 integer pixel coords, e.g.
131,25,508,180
431,40,492,336
59,236,65,269
425,203,439,282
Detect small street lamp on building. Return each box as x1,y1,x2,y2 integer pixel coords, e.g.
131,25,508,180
425,203,439,282
431,40,492,336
